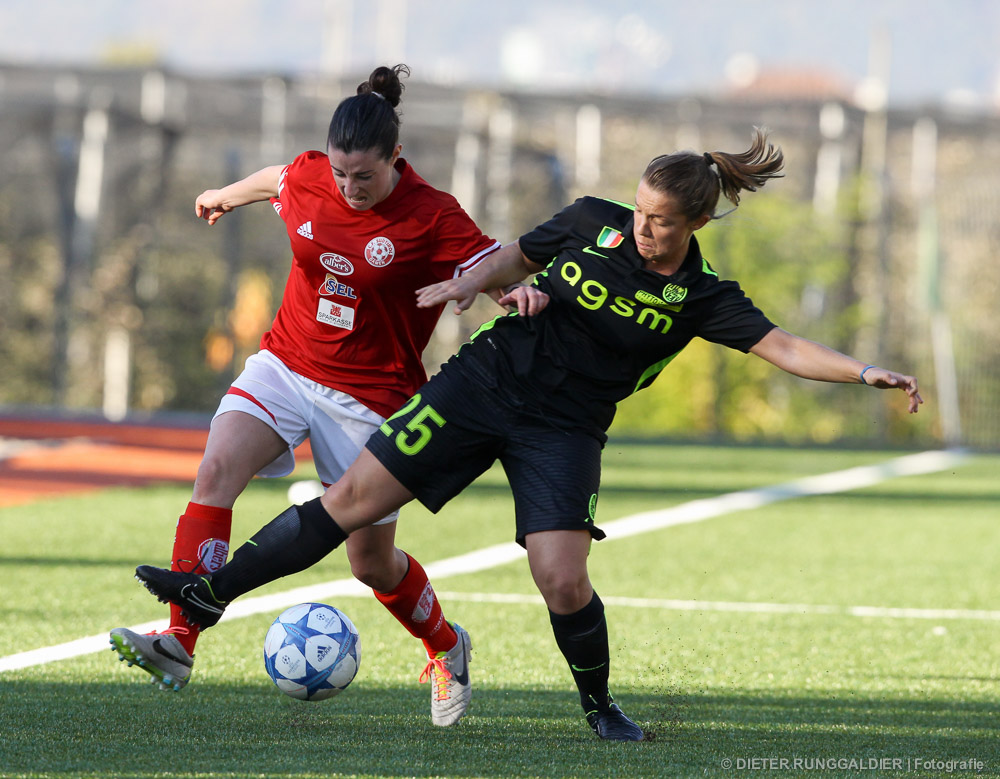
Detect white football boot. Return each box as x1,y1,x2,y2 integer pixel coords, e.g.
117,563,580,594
110,627,194,692
419,622,472,726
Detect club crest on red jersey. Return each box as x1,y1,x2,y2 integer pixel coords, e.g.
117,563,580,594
365,236,395,267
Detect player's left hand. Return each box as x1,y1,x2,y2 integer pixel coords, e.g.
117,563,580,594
499,285,549,316
864,367,924,414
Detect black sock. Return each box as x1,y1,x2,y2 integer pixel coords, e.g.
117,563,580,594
549,592,612,713
210,497,348,603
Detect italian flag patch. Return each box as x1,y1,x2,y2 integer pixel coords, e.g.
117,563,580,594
597,227,624,248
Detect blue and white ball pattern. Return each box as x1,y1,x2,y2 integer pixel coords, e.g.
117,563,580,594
263,603,361,701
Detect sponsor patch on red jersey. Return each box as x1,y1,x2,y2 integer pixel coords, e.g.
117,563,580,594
320,253,355,275
319,273,357,299
316,298,356,330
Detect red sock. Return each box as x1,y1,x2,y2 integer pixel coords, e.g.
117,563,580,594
168,502,232,654
373,553,457,656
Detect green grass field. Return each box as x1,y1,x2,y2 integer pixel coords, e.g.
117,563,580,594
2,443,999,778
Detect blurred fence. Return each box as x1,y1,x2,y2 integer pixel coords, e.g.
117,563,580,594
0,62,997,449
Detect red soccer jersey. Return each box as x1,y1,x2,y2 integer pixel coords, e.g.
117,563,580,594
260,151,500,417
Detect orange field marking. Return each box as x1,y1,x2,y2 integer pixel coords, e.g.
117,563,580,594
0,441,205,507
0,416,312,508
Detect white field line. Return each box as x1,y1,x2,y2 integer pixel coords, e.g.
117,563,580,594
432,591,1000,622
0,449,968,673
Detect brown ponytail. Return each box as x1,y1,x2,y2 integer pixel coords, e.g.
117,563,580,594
643,127,784,221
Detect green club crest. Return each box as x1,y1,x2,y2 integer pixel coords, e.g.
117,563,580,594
661,283,687,303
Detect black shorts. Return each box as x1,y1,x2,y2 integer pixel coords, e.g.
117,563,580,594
365,367,606,547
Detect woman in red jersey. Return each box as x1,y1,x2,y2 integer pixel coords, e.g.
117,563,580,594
110,65,542,726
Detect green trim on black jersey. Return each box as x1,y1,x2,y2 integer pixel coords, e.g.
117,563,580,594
701,258,718,277
463,310,519,350
535,259,555,279
634,350,681,393
598,197,636,211
459,265,551,353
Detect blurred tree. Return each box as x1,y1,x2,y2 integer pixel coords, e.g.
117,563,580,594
611,192,933,444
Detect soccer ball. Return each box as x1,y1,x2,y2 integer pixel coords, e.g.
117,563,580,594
263,602,361,701
286,479,325,505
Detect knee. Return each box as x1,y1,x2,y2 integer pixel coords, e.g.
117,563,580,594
192,453,231,499
347,544,402,592
348,552,381,589
536,569,592,614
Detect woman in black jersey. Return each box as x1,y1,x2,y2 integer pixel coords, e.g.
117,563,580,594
137,128,922,741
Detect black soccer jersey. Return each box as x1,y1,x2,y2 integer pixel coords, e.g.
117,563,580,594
446,196,777,439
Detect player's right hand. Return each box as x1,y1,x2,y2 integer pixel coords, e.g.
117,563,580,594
499,285,549,316
195,190,231,225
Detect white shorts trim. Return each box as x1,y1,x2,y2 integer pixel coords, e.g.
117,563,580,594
214,350,399,524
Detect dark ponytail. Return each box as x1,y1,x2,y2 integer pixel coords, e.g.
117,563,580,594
643,127,784,221
327,64,410,160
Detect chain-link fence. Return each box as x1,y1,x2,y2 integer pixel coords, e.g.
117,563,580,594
1,63,996,449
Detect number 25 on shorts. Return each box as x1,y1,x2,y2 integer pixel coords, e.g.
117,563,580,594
379,393,446,455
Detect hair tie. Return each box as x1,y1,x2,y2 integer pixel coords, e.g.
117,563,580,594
370,90,386,100
703,152,715,166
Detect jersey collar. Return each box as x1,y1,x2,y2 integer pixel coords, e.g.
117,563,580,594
369,157,415,214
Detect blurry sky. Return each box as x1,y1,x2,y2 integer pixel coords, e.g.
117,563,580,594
0,0,996,109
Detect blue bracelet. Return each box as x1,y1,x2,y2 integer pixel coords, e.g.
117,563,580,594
859,365,875,385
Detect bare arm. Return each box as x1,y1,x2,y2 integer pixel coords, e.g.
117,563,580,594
749,327,923,414
416,241,545,315
194,165,286,225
